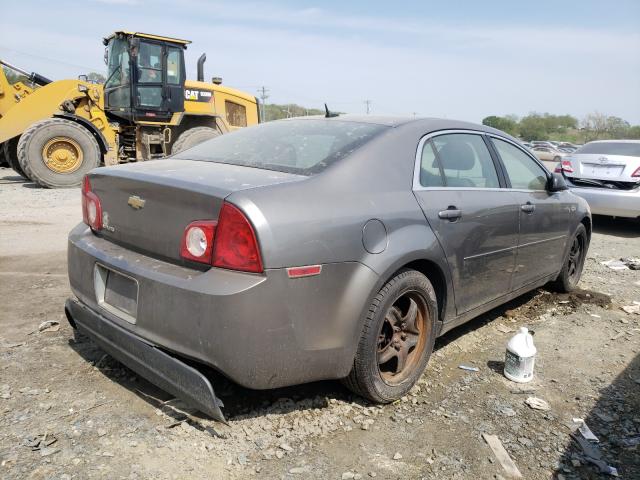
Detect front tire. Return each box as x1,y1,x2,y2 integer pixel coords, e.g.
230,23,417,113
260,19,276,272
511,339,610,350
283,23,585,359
550,224,588,293
17,118,101,189
343,269,437,403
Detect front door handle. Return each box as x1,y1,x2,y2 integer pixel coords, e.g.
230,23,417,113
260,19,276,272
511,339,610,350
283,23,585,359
521,202,535,214
438,208,462,220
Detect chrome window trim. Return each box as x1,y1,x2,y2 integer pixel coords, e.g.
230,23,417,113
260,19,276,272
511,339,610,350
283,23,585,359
412,130,554,194
412,129,498,191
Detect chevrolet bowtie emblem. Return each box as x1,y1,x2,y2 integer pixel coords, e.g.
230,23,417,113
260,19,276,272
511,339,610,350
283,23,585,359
127,195,146,210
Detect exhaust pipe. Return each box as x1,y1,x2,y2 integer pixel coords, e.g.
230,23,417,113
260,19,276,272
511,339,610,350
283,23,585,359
197,53,206,82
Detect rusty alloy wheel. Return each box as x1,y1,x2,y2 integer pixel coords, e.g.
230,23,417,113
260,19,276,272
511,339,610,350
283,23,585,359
376,291,430,385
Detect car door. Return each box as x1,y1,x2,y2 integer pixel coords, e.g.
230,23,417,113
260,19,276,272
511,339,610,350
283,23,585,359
413,131,520,315
489,136,570,290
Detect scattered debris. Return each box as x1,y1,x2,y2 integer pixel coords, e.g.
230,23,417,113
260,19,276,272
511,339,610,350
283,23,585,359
24,432,57,451
621,302,640,315
482,434,522,478
571,433,618,476
622,257,640,270
601,259,629,271
458,365,479,372
495,324,514,334
524,397,550,411
393,452,403,460
572,418,599,442
34,320,60,334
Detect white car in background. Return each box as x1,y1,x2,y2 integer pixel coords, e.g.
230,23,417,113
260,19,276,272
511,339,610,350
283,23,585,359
562,140,640,219
531,145,567,172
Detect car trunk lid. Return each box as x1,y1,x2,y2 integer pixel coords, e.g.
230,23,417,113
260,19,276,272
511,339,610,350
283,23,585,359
565,153,640,184
88,159,304,264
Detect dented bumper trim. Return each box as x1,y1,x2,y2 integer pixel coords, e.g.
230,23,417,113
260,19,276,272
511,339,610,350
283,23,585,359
65,298,226,422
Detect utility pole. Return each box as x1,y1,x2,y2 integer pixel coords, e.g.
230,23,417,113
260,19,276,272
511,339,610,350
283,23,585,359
258,86,269,122
364,99,372,115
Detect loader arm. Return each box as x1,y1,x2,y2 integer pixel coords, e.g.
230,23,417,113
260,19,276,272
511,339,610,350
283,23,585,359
0,80,103,145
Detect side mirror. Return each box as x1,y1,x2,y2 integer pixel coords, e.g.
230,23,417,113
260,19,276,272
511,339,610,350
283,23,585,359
548,172,568,192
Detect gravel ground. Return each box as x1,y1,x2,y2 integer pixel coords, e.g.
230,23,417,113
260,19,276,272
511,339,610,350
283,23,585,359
1,166,639,479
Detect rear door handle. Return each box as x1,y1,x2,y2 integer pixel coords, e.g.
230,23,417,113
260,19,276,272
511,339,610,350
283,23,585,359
521,202,535,214
438,208,462,220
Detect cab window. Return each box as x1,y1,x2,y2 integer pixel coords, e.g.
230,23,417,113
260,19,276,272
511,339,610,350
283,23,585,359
167,48,182,85
431,133,499,188
492,138,548,190
225,101,247,127
137,42,162,83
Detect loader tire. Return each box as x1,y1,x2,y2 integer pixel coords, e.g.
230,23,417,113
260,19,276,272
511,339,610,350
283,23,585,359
171,127,219,155
18,118,101,189
0,143,8,167
4,137,30,180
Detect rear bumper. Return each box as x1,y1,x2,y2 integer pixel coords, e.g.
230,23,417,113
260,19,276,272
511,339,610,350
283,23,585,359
567,184,640,218
65,298,226,422
67,223,378,390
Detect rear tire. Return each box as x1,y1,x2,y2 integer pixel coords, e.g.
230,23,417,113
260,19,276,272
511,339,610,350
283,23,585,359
17,118,101,189
171,127,219,155
4,137,30,179
342,269,437,403
550,224,588,293
0,143,8,167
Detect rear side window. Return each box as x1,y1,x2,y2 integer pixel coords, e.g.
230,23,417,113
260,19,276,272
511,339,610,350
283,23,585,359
431,134,499,188
492,138,548,190
172,119,388,175
419,141,444,187
576,142,640,157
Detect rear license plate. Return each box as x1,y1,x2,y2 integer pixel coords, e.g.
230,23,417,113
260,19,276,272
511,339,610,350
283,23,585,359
583,164,624,177
94,264,138,324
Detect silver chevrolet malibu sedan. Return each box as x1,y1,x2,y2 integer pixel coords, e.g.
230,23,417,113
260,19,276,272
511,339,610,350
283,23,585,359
65,116,591,421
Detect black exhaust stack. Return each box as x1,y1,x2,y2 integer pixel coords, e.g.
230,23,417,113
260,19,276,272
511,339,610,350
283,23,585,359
197,53,206,82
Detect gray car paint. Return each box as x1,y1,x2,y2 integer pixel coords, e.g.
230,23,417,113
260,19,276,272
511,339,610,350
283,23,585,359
67,116,591,390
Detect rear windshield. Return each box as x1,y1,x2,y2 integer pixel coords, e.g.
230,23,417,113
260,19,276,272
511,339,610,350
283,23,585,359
172,119,388,175
575,142,640,157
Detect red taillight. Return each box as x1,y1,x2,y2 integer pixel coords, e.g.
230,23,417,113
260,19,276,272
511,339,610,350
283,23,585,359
179,203,263,273
632,166,640,177
561,160,574,173
82,176,102,231
180,221,217,263
212,203,263,273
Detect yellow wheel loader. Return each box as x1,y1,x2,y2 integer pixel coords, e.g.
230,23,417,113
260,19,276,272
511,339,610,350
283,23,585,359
0,31,260,188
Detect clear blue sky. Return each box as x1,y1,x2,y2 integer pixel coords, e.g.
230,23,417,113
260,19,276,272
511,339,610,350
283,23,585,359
1,0,639,123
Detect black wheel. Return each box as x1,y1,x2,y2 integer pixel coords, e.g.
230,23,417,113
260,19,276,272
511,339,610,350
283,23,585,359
342,269,437,403
17,118,102,188
4,137,30,179
0,143,8,167
550,224,588,293
171,127,220,155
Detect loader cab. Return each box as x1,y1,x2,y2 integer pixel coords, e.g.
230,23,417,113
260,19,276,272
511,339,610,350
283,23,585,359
103,31,189,123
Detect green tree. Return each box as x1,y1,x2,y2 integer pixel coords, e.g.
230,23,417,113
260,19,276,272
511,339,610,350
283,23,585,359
626,126,640,139
482,115,518,136
264,103,325,121
518,114,548,141
86,72,106,84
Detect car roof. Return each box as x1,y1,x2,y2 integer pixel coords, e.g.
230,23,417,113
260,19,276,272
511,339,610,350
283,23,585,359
587,139,640,144
281,114,510,136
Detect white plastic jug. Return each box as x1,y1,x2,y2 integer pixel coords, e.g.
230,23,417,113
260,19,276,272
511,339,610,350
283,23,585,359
504,327,536,383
